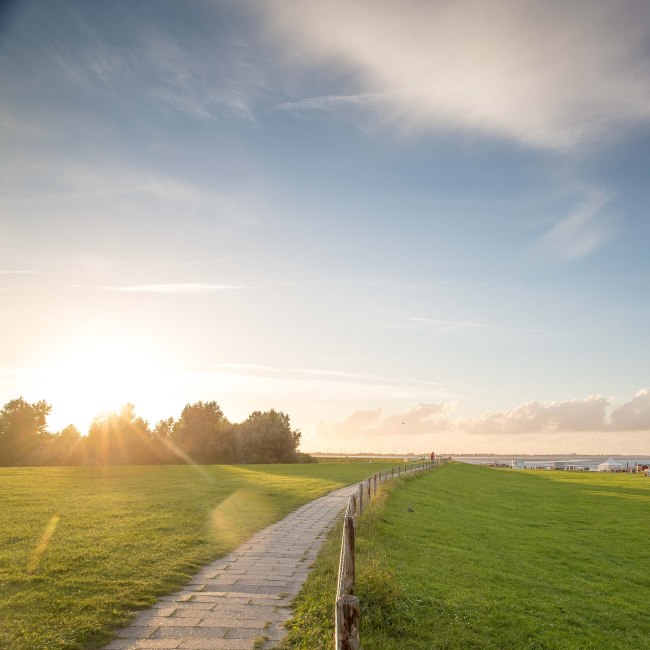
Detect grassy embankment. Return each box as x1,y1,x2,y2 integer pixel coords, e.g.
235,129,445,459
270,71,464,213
282,463,650,649
0,461,394,650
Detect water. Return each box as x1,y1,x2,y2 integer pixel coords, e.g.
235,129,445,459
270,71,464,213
452,455,650,471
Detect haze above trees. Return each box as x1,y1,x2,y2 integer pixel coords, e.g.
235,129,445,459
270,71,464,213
0,397,309,466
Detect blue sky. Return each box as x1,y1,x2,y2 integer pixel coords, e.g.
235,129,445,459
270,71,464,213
1,0,650,453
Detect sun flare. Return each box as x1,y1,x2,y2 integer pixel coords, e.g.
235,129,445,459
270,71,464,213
44,329,175,433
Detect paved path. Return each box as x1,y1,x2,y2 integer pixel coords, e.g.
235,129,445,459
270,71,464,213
105,483,358,650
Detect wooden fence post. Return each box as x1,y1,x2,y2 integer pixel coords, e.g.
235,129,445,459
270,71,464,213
340,514,355,595
358,483,364,513
335,595,360,650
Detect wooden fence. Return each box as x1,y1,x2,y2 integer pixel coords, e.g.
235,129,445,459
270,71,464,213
334,457,448,649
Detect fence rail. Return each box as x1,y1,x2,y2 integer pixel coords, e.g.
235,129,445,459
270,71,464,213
334,457,449,650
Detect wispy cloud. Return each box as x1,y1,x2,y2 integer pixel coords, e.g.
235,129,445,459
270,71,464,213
216,363,417,386
0,109,53,139
1,155,264,228
273,93,383,114
256,1,650,149
27,4,267,123
410,317,541,336
0,270,37,275
539,187,612,262
110,283,246,294
0,270,38,293
409,317,491,333
140,28,264,121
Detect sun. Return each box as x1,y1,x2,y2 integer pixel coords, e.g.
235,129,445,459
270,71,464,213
44,328,175,434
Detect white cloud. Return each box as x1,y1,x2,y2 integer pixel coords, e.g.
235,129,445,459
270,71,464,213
256,0,650,149
317,390,650,449
463,395,610,435
316,402,453,441
609,389,650,431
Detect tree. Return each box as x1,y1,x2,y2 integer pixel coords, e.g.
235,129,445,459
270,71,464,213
50,424,85,465
171,401,233,464
235,410,301,464
29,424,85,466
0,397,51,465
152,417,175,463
86,404,154,464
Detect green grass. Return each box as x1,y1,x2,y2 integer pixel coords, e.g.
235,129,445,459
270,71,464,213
0,462,393,650
282,463,650,649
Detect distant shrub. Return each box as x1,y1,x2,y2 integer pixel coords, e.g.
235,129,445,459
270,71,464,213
295,452,318,464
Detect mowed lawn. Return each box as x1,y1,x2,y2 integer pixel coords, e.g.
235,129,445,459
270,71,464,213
282,463,650,649
0,462,393,650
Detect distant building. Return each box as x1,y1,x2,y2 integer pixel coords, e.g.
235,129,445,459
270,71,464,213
597,458,624,472
511,460,526,469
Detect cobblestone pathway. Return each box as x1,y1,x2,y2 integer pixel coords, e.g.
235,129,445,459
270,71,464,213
105,483,358,650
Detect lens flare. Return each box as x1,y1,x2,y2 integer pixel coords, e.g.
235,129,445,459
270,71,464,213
211,489,273,549
28,514,61,574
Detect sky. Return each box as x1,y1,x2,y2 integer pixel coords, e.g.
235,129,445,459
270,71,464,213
1,0,650,454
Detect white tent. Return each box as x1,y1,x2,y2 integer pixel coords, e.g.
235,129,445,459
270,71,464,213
598,458,624,472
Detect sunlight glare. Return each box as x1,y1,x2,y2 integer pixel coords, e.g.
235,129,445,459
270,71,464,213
45,328,176,433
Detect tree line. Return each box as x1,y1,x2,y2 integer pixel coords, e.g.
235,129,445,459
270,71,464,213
0,397,313,466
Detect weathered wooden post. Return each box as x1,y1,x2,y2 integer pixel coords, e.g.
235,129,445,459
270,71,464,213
335,512,359,650
335,594,360,650
358,482,364,513
341,515,355,594
373,473,378,494
367,478,371,501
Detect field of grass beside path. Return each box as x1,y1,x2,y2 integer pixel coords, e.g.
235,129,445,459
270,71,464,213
0,461,395,650
281,463,650,650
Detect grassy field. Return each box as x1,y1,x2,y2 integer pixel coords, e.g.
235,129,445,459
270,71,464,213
282,463,650,649
0,461,394,650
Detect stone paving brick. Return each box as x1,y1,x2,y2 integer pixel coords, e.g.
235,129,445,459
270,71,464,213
105,483,357,649
105,641,182,649
115,627,154,640
152,627,229,640
178,641,252,649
